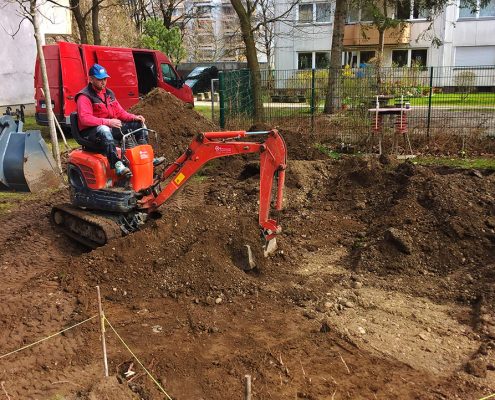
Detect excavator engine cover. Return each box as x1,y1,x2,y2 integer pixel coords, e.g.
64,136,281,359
0,115,62,192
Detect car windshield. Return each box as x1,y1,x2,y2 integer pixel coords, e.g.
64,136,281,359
187,67,208,79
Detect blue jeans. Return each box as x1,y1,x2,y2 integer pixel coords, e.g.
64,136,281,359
82,122,147,169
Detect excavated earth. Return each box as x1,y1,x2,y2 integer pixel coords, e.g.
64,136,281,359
0,89,494,399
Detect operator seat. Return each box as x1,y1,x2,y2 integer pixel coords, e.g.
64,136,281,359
70,112,104,152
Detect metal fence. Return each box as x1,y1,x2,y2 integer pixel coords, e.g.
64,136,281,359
218,66,495,143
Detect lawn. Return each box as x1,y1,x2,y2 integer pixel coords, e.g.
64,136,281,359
413,156,495,170
408,92,495,107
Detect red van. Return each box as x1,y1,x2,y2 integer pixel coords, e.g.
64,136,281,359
35,41,194,128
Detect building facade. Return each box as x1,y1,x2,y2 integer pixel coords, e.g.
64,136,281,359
182,0,245,62
0,1,71,106
273,0,495,70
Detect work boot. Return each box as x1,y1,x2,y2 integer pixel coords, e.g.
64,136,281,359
153,156,166,167
115,161,132,177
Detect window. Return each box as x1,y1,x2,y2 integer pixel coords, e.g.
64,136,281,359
395,0,429,19
346,2,375,22
298,52,330,69
222,5,235,15
161,64,179,85
298,3,332,23
411,49,427,66
480,0,495,16
315,52,330,68
298,53,312,69
459,0,495,18
360,4,374,21
392,49,428,67
342,50,375,67
316,3,332,22
392,50,409,67
298,4,313,23
196,5,211,17
348,7,359,22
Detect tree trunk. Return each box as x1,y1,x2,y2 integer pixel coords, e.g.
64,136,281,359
69,0,88,44
230,0,264,122
323,0,346,114
31,0,62,172
376,28,385,88
92,0,101,45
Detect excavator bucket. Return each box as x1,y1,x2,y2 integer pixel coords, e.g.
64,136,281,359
0,115,62,192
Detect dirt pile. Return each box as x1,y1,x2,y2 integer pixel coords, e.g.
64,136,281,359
62,191,266,306
129,88,217,160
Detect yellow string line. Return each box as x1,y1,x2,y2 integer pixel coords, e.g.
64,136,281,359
479,394,495,400
0,315,98,360
104,317,173,400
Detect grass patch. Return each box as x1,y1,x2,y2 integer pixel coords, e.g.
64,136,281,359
0,192,31,215
194,104,220,122
314,143,342,159
414,156,495,170
409,93,495,107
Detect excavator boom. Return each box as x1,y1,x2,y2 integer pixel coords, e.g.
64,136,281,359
144,129,287,244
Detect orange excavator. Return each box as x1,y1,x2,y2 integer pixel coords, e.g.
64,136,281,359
51,113,287,254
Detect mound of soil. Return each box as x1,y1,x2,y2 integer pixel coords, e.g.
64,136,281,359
129,88,217,160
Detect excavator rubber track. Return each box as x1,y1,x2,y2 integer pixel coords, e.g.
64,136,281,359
51,204,123,249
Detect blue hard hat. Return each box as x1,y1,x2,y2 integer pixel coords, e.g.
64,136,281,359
89,63,110,79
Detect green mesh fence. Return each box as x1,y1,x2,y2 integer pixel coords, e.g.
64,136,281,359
219,69,254,128
218,66,495,143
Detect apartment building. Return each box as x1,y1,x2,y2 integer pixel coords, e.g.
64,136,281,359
183,0,244,62
273,0,495,70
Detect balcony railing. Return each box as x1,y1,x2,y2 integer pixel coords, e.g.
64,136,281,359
343,23,411,46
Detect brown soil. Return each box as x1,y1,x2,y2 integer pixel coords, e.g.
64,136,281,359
1,93,494,400
129,88,217,161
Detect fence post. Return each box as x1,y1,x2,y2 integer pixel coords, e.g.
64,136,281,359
219,72,225,129
426,66,433,139
311,68,316,131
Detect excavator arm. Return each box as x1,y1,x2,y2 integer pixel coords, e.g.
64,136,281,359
142,129,287,250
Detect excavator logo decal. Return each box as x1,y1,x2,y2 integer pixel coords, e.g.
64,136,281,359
139,150,150,160
174,172,186,186
214,145,232,154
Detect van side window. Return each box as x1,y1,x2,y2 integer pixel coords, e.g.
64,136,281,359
161,63,178,86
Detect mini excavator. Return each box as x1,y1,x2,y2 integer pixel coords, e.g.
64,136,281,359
51,113,287,254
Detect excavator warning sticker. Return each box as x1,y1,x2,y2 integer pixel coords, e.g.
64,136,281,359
174,173,186,186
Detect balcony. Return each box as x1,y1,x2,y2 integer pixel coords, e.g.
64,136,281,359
343,23,410,46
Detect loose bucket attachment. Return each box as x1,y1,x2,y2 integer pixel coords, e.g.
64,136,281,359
0,115,62,192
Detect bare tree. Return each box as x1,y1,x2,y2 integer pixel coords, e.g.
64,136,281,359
7,0,62,171
230,0,299,121
255,0,275,67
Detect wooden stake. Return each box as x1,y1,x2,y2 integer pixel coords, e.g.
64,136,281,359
53,117,71,151
96,286,109,377
244,375,252,400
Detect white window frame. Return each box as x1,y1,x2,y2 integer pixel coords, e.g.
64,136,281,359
297,2,332,25
297,51,330,69
458,0,495,19
391,48,428,67
395,0,430,21
341,50,376,67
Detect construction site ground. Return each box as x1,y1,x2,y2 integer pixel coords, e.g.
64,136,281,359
0,89,494,400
